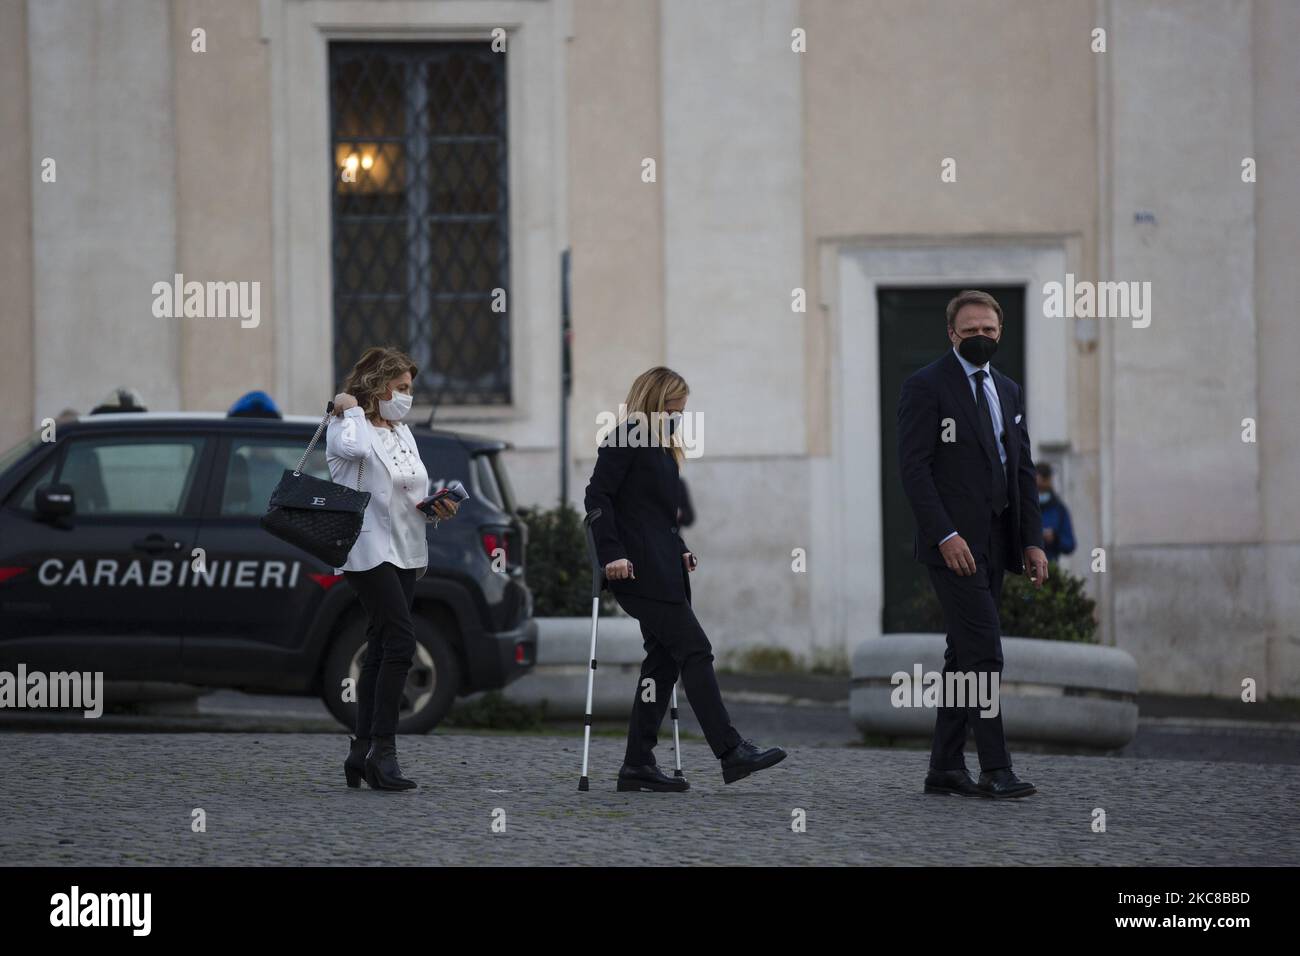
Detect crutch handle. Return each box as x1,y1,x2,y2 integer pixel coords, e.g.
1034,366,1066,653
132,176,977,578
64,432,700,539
582,509,605,599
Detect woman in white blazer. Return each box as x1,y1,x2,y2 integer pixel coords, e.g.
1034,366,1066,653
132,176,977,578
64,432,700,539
326,346,459,791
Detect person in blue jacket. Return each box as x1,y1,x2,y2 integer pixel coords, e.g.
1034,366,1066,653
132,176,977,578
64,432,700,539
1035,463,1076,563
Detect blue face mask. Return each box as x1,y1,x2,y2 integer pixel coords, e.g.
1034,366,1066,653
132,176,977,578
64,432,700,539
1038,491,1051,505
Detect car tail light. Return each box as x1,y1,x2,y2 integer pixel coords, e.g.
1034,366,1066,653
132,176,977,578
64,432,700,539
481,527,521,571
481,530,508,565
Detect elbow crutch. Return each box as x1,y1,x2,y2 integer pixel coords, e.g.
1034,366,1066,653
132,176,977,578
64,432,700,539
578,509,603,792
578,509,686,790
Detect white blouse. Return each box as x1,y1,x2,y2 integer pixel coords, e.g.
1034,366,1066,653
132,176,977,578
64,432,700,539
326,407,438,574
372,423,429,572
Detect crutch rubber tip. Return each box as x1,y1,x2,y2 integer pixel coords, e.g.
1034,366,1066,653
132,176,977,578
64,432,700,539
578,776,589,792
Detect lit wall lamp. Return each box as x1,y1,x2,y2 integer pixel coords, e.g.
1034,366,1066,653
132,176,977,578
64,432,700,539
336,144,389,192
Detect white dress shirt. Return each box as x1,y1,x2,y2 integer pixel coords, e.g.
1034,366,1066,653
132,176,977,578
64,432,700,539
939,347,1009,547
325,406,432,574
952,346,1007,468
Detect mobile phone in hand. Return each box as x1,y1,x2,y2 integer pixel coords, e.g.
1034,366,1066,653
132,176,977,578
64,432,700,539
418,480,469,517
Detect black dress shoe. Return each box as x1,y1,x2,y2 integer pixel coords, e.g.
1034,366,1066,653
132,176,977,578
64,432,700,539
365,735,417,791
344,735,371,789
977,768,1036,799
616,763,690,792
720,740,788,784
924,767,980,796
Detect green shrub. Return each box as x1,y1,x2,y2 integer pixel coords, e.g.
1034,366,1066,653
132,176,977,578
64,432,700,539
721,645,850,676
905,561,1098,643
728,645,801,673
519,502,617,617
808,646,851,676
444,692,548,731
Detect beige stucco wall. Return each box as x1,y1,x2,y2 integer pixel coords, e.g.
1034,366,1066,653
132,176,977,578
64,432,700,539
174,0,275,412
566,0,665,471
1102,0,1299,697
27,0,182,425
803,0,1100,458
1252,0,1300,696
0,0,34,451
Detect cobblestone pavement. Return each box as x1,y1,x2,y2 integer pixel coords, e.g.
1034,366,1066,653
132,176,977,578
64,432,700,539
2,732,1296,866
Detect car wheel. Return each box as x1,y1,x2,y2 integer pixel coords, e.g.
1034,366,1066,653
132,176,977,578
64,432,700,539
322,611,461,735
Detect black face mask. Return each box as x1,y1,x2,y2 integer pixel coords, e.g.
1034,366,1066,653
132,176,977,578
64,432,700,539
957,333,999,365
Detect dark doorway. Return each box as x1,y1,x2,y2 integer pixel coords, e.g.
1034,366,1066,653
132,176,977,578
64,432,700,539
877,285,1026,632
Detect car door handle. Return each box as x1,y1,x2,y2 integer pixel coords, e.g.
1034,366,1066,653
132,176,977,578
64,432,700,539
133,535,182,554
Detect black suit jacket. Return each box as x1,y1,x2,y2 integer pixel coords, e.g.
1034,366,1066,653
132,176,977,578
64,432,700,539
897,349,1045,574
584,424,691,603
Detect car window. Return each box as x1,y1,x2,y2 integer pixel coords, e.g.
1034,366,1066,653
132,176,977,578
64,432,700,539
472,452,504,510
221,438,327,516
0,431,44,477
56,437,204,516
8,454,58,512
489,452,517,513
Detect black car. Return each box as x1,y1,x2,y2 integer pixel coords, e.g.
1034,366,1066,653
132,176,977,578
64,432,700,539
0,409,536,732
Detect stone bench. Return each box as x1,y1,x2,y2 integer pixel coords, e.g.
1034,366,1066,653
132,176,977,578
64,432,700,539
850,632,1139,749
500,615,646,718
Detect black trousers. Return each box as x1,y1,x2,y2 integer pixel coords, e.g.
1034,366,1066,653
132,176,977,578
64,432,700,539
926,508,1012,773
614,592,744,764
343,562,419,739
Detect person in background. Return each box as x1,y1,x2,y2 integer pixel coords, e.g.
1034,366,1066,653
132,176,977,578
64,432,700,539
1035,463,1075,564
89,387,147,414
227,390,282,419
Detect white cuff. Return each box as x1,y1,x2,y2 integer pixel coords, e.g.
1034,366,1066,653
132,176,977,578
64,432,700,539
939,530,959,546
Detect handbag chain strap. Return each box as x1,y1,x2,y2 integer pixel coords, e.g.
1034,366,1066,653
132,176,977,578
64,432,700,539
295,401,364,490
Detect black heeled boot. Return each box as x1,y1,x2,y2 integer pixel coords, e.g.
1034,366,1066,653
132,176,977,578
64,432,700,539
365,735,417,791
344,736,371,789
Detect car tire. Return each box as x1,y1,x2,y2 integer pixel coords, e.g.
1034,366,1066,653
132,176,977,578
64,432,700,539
321,610,461,735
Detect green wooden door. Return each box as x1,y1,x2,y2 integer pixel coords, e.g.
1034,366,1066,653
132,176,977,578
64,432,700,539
877,285,1025,632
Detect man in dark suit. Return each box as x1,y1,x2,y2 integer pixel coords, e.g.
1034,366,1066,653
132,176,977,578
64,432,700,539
896,290,1048,799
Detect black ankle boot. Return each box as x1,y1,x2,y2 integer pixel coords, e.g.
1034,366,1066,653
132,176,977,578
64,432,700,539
365,735,417,791
344,736,370,789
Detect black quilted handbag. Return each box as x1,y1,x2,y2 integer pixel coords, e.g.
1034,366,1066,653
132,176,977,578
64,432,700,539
260,402,371,567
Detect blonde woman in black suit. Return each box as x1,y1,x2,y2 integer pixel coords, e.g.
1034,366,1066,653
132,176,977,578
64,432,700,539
584,366,787,791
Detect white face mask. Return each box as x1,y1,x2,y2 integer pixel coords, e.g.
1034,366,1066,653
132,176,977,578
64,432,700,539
378,391,413,421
